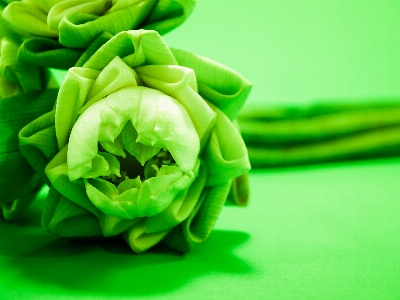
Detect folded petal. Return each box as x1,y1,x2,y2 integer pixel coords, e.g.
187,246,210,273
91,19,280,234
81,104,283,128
164,180,232,252
55,67,100,149
124,219,170,253
203,105,250,186
82,30,177,70
0,36,43,93
48,0,111,32
142,0,196,35
58,0,156,48
171,48,252,120
144,159,206,233
45,145,100,217
136,64,217,149
80,56,141,113
43,186,102,237
18,37,83,69
2,2,58,37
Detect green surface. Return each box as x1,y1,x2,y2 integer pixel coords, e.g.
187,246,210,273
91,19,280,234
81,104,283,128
2,0,400,299
2,157,400,299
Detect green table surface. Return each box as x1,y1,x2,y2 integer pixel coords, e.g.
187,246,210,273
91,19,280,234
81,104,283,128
2,158,400,299
2,1,400,299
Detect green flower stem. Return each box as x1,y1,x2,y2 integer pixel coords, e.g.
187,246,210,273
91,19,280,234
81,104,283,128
240,102,400,167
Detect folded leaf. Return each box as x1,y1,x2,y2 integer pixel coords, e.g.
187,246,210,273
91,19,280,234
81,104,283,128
0,89,57,204
203,104,250,186
59,0,156,48
18,37,84,69
135,64,217,149
164,179,232,252
141,0,196,35
0,36,43,93
2,0,196,69
171,48,252,120
19,109,58,182
43,186,102,237
82,30,177,70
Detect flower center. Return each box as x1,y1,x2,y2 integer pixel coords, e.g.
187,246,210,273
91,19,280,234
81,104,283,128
100,145,176,185
143,148,176,179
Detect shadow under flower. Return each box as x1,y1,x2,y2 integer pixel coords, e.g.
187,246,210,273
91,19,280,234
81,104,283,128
2,227,252,297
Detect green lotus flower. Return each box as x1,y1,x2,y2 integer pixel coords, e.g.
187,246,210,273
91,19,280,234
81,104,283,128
20,29,251,253
0,6,58,220
1,0,195,69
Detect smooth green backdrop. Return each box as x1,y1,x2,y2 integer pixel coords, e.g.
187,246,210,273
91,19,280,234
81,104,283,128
2,1,400,299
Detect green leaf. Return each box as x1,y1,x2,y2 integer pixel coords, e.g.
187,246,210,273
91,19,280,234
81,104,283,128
47,0,112,32
19,109,58,182
75,31,113,67
227,172,250,207
99,213,142,237
0,151,42,206
82,30,177,70
171,47,253,120
203,105,250,186
1,89,57,153
163,179,232,252
45,145,100,217
0,89,57,203
0,36,43,93
43,186,102,237
18,37,84,69
124,218,171,253
55,67,100,150
2,183,45,221
141,0,196,35
59,0,156,48
2,2,58,38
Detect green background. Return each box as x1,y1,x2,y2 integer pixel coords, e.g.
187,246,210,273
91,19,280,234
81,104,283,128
2,1,400,299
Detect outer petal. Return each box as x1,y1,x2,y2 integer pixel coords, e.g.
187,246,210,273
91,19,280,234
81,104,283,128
55,67,100,150
135,65,217,149
0,36,43,93
79,56,141,113
2,2,58,37
19,107,59,182
48,0,111,32
43,186,102,237
18,37,84,69
171,48,253,120
124,219,170,253
203,105,251,186
164,180,232,252
45,145,100,217
144,159,207,233
58,0,157,48
1,90,56,204
142,0,196,35
82,30,177,70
